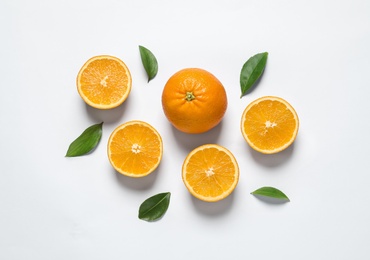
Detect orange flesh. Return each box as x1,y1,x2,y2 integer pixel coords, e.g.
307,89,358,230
242,98,298,153
108,123,162,176
78,57,130,107
183,145,239,201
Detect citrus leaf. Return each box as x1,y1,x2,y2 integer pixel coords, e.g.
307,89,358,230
240,52,268,97
139,45,158,82
139,192,171,222
65,122,103,157
251,186,290,201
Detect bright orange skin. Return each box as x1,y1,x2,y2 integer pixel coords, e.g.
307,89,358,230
161,68,227,134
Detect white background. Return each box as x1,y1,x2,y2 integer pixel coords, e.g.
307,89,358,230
1,0,370,259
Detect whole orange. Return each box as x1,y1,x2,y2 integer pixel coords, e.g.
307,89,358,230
161,68,227,134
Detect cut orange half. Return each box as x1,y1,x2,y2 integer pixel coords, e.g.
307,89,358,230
241,96,299,154
182,144,239,202
107,121,163,177
77,55,132,109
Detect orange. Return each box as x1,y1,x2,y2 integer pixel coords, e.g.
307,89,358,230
107,121,163,177
241,96,299,154
77,55,132,109
182,144,239,202
162,68,227,134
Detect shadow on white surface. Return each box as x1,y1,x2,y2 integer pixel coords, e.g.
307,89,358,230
248,142,295,168
170,121,224,152
190,189,235,217
84,95,131,125
113,162,161,191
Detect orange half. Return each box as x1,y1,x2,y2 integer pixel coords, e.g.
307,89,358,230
241,96,299,154
77,55,132,109
182,144,239,202
107,121,163,177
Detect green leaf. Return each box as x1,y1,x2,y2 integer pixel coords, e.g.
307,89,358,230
65,122,103,157
139,45,158,82
139,192,171,222
251,186,290,201
240,52,268,97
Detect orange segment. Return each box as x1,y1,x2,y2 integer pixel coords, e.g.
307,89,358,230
182,144,239,202
107,121,163,177
77,55,132,109
241,96,299,154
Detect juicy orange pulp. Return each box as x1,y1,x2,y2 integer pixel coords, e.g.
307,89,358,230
107,121,163,177
182,144,239,202
241,96,299,154
77,55,132,109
